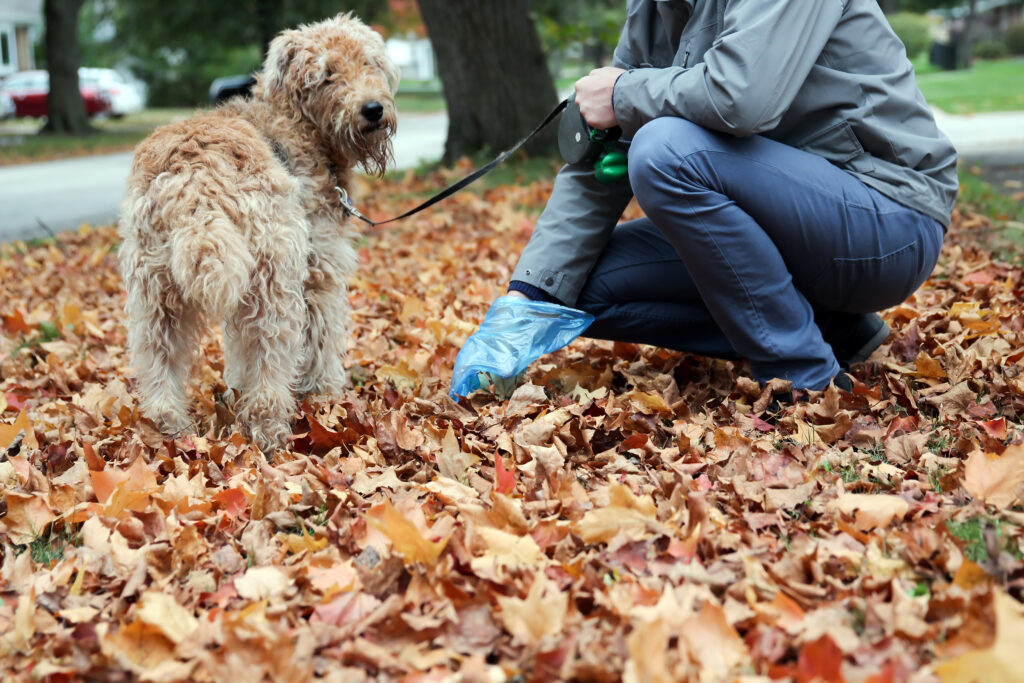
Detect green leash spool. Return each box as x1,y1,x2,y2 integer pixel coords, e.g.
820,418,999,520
594,142,628,184
557,93,628,184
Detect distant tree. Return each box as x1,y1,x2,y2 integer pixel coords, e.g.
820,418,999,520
42,0,93,135
532,0,625,73
418,0,559,162
101,0,392,106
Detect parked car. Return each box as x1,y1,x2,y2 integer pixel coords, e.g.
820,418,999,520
79,67,146,117
0,70,112,119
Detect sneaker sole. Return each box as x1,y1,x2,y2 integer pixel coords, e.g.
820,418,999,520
845,319,891,365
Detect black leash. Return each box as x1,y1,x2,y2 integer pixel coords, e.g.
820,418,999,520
336,98,569,228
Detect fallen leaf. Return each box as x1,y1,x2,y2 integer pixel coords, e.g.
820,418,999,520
831,493,909,532
135,591,198,644
234,566,291,600
963,446,1024,508
496,572,567,646
366,500,448,565
935,591,1024,682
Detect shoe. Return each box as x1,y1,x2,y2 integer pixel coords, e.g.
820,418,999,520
818,312,890,368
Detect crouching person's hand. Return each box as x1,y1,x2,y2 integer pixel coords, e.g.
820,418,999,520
449,295,595,399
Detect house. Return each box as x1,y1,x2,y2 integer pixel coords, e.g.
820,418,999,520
386,35,436,83
933,0,1023,40
0,0,41,77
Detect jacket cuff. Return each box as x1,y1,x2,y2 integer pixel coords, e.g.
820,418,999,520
612,68,651,138
508,280,562,304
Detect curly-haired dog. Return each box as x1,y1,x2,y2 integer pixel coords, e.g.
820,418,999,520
118,14,398,451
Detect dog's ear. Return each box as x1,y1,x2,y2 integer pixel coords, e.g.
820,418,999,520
264,29,327,95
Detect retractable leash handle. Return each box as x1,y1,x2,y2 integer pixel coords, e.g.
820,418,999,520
556,92,628,184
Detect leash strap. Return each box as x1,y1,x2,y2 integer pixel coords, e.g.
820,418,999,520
336,98,569,228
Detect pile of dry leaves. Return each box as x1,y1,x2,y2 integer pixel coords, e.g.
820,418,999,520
1,165,1023,682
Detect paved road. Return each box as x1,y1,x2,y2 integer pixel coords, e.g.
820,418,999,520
2,107,1023,242
0,111,448,242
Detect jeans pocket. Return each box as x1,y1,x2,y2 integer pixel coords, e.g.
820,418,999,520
824,240,922,313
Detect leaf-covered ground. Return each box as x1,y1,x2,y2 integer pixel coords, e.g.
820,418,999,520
2,166,1024,682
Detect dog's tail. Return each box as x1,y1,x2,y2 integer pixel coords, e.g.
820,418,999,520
169,213,255,318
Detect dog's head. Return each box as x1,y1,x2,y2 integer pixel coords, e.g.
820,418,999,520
261,13,399,177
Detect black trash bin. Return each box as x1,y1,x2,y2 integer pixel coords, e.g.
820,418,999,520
929,41,959,70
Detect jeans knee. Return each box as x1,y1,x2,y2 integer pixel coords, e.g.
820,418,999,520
628,117,712,209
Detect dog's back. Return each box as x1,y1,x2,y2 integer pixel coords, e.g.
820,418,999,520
119,110,301,319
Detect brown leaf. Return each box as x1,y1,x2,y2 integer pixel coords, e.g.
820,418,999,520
963,445,1024,508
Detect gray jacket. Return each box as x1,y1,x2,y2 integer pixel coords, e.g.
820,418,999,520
512,0,958,306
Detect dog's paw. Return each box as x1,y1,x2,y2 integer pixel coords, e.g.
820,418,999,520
249,420,291,455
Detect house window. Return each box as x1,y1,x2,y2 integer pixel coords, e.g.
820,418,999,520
0,31,10,67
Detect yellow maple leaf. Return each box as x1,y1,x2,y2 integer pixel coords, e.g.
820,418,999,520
366,501,448,565
935,591,1024,683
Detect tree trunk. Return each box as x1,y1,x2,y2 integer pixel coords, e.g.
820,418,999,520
42,0,93,135
960,0,977,69
417,0,559,162
877,0,900,15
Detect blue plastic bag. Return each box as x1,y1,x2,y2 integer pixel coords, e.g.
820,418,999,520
450,295,595,399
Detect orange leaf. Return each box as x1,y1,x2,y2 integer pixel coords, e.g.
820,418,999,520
914,351,947,379
212,488,249,519
305,414,347,452
0,411,38,451
494,453,516,495
365,501,448,565
2,310,31,335
90,467,129,504
977,417,1007,442
1,492,57,545
797,635,846,683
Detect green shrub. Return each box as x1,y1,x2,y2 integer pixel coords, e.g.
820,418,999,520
1006,22,1024,55
887,12,932,60
974,39,1009,60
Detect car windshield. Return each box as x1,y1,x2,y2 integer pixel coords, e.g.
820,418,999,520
2,74,47,90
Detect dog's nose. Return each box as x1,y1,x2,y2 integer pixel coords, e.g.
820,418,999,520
361,101,384,122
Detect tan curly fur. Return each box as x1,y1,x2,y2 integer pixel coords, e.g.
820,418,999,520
118,14,398,451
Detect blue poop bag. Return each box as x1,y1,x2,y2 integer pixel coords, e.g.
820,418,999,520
450,295,595,399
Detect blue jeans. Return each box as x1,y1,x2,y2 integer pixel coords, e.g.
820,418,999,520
575,118,945,389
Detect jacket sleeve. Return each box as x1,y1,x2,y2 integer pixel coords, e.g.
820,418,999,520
613,0,845,138
510,162,634,307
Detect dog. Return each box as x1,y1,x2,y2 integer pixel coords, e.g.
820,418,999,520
118,14,398,451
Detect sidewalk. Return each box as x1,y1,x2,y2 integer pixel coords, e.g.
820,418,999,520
932,107,1024,163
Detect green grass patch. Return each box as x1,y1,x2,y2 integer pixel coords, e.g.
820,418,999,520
959,171,1024,223
11,523,81,566
955,170,1024,266
395,91,446,114
946,516,1022,563
0,108,194,166
917,58,1024,114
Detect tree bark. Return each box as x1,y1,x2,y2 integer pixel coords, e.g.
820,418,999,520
960,0,977,69
42,0,93,135
417,0,559,162
877,0,900,15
